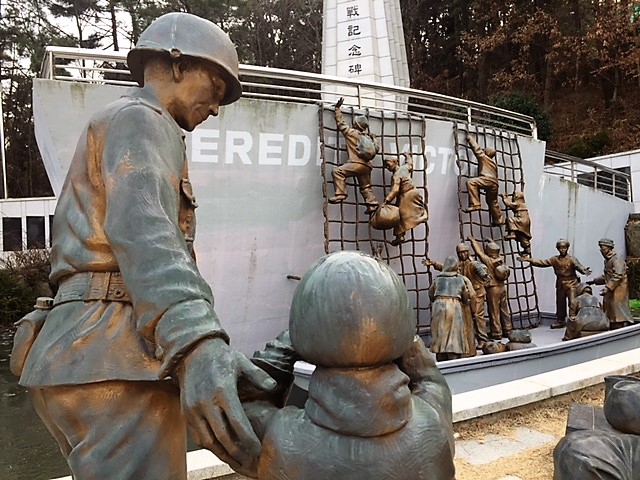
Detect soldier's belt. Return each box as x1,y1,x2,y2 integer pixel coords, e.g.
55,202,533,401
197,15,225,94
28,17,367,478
54,271,131,305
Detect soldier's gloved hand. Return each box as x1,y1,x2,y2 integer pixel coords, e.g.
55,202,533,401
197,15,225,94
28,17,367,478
176,337,277,477
335,97,344,109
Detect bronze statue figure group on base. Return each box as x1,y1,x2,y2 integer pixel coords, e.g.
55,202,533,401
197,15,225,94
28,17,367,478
424,243,491,350
12,16,457,478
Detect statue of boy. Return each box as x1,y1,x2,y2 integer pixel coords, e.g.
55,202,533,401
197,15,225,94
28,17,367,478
463,133,504,227
469,237,512,339
329,97,380,213
14,13,275,480
519,239,592,329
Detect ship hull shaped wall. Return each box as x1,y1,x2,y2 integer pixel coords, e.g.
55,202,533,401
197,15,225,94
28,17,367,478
32,79,633,355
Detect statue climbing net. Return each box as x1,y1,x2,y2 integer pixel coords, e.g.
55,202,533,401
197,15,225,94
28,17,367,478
454,124,541,329
320,106,433,332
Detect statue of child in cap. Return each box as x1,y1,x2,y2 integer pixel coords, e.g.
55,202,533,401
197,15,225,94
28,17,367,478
243,251,456,480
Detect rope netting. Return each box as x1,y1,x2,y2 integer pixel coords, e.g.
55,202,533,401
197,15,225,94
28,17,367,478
320,105,432,331
454,123,540,328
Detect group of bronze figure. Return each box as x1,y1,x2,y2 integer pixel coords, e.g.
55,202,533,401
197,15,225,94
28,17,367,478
8,11,637,480
328,110,633,362
426,235,632,361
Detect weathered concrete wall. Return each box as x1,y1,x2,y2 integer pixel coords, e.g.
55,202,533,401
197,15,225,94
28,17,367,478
33,79,634,354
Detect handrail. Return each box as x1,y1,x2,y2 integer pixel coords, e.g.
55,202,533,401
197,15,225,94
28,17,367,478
544,150,632,202
39,46,538,139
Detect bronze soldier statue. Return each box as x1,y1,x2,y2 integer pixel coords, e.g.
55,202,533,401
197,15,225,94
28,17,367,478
381,152,428,246
329,97,380,213
424,243,491,348
13,13,275,480
588,238,632,328
520,239,592,329
463,133,504,227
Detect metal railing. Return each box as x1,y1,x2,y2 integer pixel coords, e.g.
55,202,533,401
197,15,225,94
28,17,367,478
544,150,632,201
40,46,538,138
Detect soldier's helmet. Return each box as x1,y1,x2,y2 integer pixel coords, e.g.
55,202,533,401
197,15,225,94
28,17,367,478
485,240,500,254
354,115,369,131
455,243,470,254
556,238,570,248
576,282,592,295
598,238,615,248
289,251,415,367
127,12,242,106
443,256,459,272
495,265,511,281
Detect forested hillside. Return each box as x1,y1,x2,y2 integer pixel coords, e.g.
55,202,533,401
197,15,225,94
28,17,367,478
401,0,640,155
1,0,638,197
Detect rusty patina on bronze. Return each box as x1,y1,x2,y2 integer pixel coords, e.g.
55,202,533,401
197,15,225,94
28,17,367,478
519,238,592,329
12,13,275,480
328,97,380,212
463,133,504,227
502,190,532,255
248,251,455,480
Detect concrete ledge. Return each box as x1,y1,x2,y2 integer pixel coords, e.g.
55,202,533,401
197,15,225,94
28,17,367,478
452,347,640,422
51,450,236,480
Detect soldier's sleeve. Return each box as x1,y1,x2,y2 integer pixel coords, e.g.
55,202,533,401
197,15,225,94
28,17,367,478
474,261,490,283
605,257,626,291
572,256,590,275
396,336,452,425
101,105,228,378
466,135,484,159
334,107,349,134
528,257,553,268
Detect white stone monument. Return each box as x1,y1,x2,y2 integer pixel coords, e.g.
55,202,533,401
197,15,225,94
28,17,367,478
322,0,410,109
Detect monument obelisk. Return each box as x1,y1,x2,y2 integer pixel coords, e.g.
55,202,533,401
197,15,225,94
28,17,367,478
322,0,409,109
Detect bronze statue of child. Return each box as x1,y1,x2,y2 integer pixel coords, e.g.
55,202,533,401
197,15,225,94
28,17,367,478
243,251,456,480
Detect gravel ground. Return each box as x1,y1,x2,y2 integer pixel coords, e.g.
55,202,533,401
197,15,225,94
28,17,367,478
453,383,606,480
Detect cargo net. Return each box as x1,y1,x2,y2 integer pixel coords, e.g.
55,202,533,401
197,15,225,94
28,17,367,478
454,124,541,329
320,106,432,331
